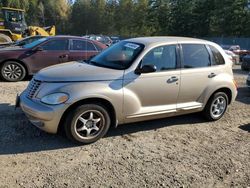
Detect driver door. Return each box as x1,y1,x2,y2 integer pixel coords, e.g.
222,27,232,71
28,39,70,73
123,44,180,123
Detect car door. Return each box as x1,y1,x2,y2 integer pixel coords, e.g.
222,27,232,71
27,39,70,73
123,44,181,123
69,39,98,61
177,43,223,110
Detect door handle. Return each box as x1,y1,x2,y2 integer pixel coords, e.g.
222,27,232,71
208,73,216,78
167,76,178,83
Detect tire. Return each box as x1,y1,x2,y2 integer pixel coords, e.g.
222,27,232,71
203,92,228,121
64,104,111,144
0,34,12,43
0,61,26,82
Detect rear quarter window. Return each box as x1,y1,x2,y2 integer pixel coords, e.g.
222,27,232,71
209,45,225,65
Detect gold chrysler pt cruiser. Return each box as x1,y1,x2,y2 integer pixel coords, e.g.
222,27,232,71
17,37,238,144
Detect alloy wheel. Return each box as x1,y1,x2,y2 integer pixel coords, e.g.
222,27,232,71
74,110,105,139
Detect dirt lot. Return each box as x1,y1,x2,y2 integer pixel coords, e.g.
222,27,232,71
0,66,249,188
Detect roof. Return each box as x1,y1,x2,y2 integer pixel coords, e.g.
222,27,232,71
1,7,25,12
126,36,209,47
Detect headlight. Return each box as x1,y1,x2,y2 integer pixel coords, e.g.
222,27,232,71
41,93,69,105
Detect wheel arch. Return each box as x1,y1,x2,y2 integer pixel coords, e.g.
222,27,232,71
208,87,233,105
58,97,117,133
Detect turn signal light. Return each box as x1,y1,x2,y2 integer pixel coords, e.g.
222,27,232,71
233,79,238,89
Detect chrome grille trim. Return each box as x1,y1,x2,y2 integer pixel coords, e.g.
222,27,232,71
27,79,42,98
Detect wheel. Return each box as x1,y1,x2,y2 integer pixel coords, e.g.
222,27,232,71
0,34,12,43
203,92,228,121
0,61,26,81
64,104,111,144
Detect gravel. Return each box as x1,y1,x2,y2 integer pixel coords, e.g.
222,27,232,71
0,66,249,188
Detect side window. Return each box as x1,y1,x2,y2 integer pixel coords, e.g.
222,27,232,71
182,44,211,68
71,40,96,51
41,39,69,51
209,45,225,65
141,45,177,71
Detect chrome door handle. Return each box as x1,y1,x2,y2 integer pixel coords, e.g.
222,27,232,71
208,73,216,78
167,76,178,83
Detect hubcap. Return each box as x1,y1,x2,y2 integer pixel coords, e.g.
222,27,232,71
210,96,226,118
74,110,104,139
3,64,22,80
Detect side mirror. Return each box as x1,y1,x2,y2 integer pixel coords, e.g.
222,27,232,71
33,46,43,52
135,64,157,74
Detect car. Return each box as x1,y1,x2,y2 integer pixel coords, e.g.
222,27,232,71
87,35,113,46
241,55,250,71
0,35,107,81
17,37,238,144
0,35,45,49
221,44,250,62
224,50,240,65
110,36,121,44
247,73,250,89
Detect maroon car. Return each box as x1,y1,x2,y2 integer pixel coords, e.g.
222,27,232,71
0,36,107,81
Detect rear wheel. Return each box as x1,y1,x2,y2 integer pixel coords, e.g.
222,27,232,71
0,34,12,43
64,104,111,144
203,92,228,121
0,61,26,82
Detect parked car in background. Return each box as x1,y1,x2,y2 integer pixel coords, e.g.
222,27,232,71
221,44,250,62
247,72,250,89
110,36,121,44
247,73,250,89
0,36,107,81
17,37,237,144
0,35,45,48
86,35,112,46
241,55,250,71
224,50,240,65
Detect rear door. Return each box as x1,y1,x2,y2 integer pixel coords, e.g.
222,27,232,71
177,43,223,110
69,39,98,61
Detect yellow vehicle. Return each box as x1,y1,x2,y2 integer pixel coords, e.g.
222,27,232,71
0,7,55,43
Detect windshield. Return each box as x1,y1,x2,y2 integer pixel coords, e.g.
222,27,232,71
15,36,45,46
90,41,144,70
4,10,24,22
23,38,48,49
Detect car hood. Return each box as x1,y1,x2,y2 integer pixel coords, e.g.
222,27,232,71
0,46,24,52
35,61,124,82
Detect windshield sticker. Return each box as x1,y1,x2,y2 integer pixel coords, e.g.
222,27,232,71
124,43,140,50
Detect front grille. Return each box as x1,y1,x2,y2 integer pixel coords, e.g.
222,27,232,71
27,79,42,98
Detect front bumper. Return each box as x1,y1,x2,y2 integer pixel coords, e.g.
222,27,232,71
18,91,69,134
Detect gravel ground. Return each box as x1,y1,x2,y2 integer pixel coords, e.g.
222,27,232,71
0,66,249,188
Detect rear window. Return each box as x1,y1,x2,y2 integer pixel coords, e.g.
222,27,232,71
209,45,225,65
182,44,211,68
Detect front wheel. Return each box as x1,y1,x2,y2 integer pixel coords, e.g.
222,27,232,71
203,92,228,121
1,61,26,82
64,104,111,144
